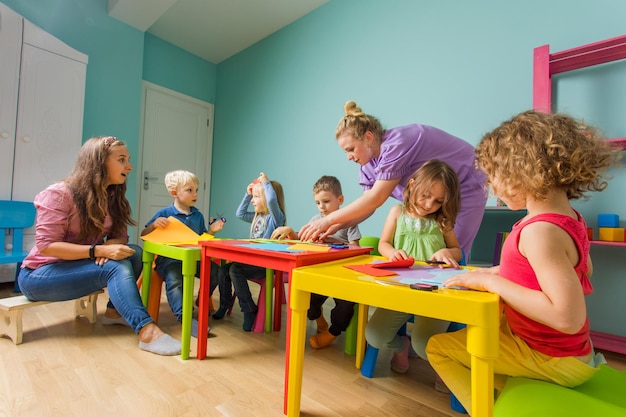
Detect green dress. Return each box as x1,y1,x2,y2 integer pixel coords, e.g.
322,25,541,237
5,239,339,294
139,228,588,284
393,204,445,260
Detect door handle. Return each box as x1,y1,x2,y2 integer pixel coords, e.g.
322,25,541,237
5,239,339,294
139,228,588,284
143,171,159,190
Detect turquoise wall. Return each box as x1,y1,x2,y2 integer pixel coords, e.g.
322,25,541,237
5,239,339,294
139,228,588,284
212,0,626,336
143,33,216,103
1,0,217,234
2,0,625,337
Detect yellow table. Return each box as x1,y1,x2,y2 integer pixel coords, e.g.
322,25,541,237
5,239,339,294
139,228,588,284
141,240,201,360
285,255,501,417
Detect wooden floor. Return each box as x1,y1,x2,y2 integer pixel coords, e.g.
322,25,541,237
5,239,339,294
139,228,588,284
1,281,625,417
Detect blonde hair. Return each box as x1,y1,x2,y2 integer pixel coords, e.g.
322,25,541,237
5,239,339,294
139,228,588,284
65,136,135,239
312,175,342,197
477,110,620,201
335,100,384,142
252,180,287,224
164,170,199,191
403,159,460,232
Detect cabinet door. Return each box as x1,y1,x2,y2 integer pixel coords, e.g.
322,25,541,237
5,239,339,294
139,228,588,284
12,43,86,202
0,3,22,199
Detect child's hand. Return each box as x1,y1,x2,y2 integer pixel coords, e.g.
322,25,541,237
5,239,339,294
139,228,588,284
246,182,256,195
209,219,225,234
388,249,410,261
430,248,460,268
152,217,169,229
443,270,494,292
258,172,269,183
271,226,295,240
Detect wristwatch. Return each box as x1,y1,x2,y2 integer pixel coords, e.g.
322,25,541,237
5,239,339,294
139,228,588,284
89,243,98,259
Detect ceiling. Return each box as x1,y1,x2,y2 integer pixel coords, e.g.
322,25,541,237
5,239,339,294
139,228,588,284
108,0,329,64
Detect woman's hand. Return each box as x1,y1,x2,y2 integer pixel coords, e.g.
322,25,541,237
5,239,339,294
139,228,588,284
298,217,339,242
94,243,136,266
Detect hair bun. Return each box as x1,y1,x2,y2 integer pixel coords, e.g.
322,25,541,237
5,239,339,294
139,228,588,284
344,100,364,117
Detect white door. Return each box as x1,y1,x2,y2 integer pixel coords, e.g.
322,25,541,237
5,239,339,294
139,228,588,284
137,82,214,243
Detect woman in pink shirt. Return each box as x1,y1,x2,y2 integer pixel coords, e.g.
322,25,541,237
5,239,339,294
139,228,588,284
299,100,487,257
18,136,181,356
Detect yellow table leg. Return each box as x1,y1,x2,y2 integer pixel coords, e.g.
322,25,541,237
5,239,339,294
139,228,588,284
287,287,309,417
355,303,368,369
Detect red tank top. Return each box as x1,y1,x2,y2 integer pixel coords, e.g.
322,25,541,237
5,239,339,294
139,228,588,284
499,210,593,357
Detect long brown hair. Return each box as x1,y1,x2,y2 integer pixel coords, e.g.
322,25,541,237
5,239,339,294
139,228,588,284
65,136,136,240
403,159,460,232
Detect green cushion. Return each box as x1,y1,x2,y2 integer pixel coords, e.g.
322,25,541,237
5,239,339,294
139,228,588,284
494,365,626,417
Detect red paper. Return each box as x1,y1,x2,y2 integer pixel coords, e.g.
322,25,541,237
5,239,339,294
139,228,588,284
344,258,415,277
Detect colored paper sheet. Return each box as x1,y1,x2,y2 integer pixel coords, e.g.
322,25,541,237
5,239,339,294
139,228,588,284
236,243,303,252
344,264,399,277
287,243,331,252
140,216,214,245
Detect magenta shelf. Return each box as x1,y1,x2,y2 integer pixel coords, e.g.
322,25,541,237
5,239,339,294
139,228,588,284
591,331,626,355
590,240,626,247
608,138,626,150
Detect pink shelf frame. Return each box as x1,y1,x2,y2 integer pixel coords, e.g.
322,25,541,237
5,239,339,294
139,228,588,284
533,34,626,114
534,35,626,355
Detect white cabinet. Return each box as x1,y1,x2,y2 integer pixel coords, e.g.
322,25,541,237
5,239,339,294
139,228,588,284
0,3,88,202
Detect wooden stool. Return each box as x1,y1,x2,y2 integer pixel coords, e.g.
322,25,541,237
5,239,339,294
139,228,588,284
0,290,104,344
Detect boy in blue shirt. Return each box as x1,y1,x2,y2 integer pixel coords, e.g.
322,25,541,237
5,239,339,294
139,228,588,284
141,170,224,338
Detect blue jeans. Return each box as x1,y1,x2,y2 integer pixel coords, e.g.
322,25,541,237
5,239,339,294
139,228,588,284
155,258,218,322
18,244,151,334
228,262,263,313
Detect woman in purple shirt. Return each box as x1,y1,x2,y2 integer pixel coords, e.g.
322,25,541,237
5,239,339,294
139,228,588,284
18,136,181,356
299,101,487,257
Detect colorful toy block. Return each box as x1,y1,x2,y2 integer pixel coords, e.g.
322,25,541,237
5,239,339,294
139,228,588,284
598,214,619,228
587,228,594,240
598,228,625,242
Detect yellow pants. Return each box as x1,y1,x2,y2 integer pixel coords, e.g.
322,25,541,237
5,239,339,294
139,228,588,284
425,317,599,414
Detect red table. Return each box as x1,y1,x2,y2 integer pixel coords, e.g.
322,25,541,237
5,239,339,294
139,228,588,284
195,239,372,359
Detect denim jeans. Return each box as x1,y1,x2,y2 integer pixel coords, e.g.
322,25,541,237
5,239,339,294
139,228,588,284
18,244,151,334
155,258,218,322
229,262,264,313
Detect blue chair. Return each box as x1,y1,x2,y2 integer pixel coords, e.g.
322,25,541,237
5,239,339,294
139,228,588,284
0,200,36,293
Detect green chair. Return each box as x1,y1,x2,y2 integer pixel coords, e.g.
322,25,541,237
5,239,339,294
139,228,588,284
359,236,380,256
494,365,626,417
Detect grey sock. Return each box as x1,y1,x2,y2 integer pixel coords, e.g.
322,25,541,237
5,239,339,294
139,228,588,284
138,334,181,356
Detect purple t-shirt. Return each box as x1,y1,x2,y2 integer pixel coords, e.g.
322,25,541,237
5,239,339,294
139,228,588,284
359,124,486,201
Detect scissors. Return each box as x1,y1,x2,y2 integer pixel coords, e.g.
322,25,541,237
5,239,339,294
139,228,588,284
209,214,227,225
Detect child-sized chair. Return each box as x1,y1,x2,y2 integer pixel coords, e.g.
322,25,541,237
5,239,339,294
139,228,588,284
137,259,215,324
227,269,286,333
493,365,626,417
0,200,36,293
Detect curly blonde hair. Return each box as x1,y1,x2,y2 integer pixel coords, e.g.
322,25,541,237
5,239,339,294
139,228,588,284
476,110,620,202
335,100,384,142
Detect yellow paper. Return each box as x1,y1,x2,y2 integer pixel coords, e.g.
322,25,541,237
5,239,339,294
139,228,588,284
288,243,331,252
141,216,214,245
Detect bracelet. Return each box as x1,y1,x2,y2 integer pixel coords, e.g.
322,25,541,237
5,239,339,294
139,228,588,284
89,243,98,259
